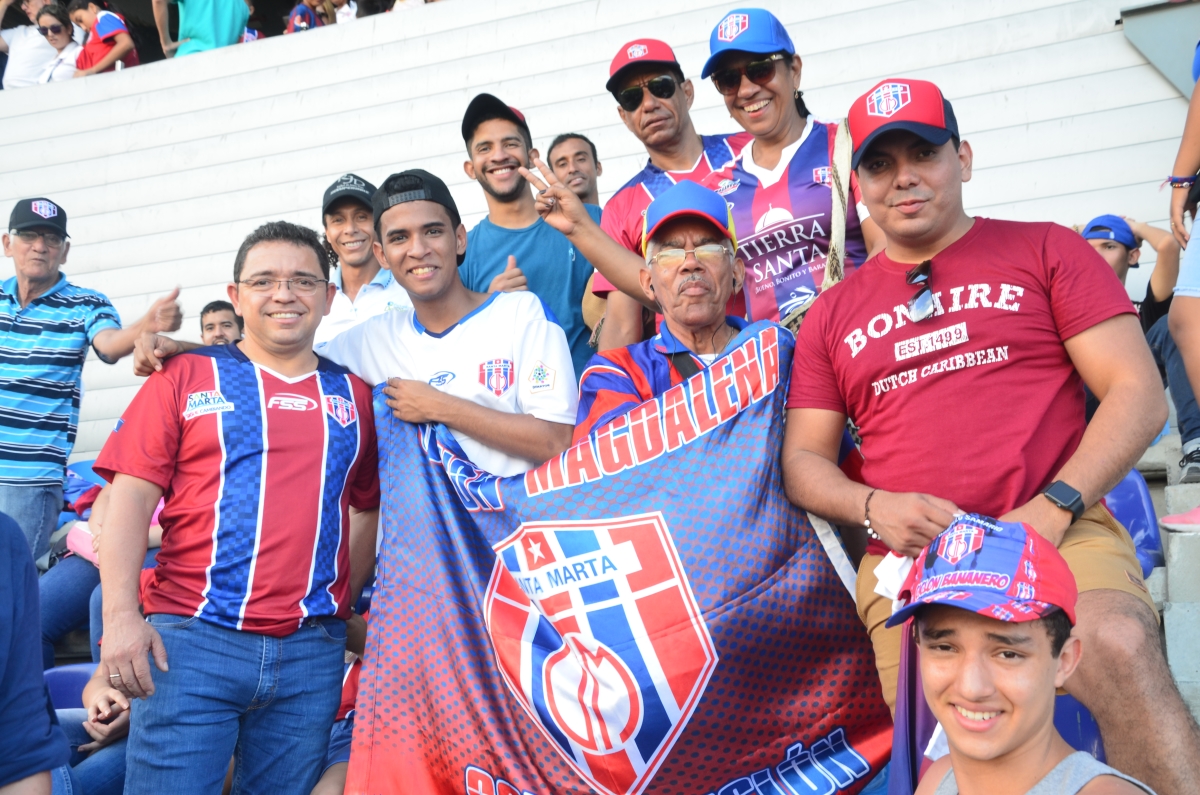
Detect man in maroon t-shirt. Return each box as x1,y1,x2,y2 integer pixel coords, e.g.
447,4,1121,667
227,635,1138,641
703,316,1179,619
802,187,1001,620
782,79,1199,793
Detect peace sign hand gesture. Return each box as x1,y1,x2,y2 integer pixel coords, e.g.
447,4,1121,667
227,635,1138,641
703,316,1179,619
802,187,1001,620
518,156,592,238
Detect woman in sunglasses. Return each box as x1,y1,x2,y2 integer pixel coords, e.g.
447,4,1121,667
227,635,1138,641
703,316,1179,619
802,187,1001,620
700,8,883,328
35,4,80,82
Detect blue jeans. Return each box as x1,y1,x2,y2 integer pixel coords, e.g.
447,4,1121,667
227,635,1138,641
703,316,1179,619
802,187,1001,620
0,483,63,562
125,614,346,795
41,550,159,670
58,708,126,795
1147,314,1200,444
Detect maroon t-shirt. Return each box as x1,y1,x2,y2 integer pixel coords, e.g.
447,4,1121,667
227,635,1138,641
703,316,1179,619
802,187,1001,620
788,218,1134,551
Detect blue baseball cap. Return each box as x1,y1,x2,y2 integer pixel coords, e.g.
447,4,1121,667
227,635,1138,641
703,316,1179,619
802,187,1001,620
641,181,736,257
885,514,1078,629
701,8,795,79
1081,215,1138,252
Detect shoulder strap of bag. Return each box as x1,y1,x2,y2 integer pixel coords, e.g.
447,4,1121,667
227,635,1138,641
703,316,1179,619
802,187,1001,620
669,351,703,380
822,117,853,292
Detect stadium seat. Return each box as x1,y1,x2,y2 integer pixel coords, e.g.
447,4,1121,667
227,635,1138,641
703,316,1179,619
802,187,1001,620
44,662,97,711
1103,469,1164,578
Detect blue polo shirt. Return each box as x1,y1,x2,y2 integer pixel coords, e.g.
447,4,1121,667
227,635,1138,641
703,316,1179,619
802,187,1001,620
0,274,120,486
459,205,603,381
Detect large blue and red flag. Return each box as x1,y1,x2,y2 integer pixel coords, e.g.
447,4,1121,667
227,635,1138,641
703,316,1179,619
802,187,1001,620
347,321,892,795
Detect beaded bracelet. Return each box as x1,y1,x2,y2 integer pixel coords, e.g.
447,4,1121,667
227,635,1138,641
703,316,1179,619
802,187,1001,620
1168,175,1197,188
863,488,880,540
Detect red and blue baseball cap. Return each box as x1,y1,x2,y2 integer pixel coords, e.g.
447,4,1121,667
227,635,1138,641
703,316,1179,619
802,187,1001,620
885,514,1078,629
701,8,795,79
848,78,960,169
1082,215,1138,252
641,181,736,257
606,39,681,93
462,93,531,145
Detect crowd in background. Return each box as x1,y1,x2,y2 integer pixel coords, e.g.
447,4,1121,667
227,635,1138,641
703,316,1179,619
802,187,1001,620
4,5,1200,795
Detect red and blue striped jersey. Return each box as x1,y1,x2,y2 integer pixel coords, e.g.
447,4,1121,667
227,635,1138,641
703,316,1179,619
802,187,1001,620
95,343,380,637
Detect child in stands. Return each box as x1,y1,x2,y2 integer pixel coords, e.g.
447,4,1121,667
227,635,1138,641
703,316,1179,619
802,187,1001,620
66,0,138,75
889,516,1154,795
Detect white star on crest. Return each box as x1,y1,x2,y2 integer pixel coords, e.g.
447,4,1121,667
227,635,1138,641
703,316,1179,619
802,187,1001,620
527,538,545,564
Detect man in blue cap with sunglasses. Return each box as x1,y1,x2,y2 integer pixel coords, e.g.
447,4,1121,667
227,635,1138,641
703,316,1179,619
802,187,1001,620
574,181,746,438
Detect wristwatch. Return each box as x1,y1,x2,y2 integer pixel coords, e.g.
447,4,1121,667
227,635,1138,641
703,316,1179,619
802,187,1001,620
1041,481,1085,523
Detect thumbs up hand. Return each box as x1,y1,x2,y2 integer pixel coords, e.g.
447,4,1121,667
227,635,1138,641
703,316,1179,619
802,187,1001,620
145,287,183,333
487,256,528,293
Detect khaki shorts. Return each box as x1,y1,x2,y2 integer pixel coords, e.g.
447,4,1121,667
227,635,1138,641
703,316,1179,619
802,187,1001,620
856,503,1156,714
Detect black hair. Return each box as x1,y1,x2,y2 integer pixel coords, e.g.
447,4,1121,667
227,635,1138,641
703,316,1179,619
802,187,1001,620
66,0,119,15
1040,609,1073,657
232,221,330,282
547,133,599,165
36,4,72,29
199,300,243,331
323,236,339,270
466,116,533,153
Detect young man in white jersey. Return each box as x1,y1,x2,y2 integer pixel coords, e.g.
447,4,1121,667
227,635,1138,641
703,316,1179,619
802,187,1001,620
134,170,576,478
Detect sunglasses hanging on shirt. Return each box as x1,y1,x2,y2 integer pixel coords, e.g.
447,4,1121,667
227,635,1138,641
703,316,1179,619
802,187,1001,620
906,259,936,322
614,76,677,112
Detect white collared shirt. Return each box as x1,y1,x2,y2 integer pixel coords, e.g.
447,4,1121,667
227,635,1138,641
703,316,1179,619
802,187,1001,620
38,42,80,83
313,265,412,346
1,24,84,90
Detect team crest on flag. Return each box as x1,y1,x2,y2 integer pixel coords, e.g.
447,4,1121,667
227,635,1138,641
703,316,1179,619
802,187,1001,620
937,521,985,565
716,12,749,42
812,166,832,186
483,513,717,795
866,82,911,118
323,395,358,428
627,43,648,59
479,359,514,397
31,200,58,219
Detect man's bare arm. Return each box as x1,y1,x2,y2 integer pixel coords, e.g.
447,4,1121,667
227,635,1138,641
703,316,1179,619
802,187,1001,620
1000,314,1167,543
348,506,379,607
93,288,183,364
132,334,202,376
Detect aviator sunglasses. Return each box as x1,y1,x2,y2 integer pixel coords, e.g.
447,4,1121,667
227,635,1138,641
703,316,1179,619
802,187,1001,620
711,53,786,96
38,23,65,35
614,76,677,112
906,260,936,322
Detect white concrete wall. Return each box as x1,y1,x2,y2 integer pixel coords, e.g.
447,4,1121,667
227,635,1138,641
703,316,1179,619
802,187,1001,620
0,0,1185,461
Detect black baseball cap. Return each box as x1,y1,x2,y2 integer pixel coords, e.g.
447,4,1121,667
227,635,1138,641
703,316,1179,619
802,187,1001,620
461,93,531,145
9,198,68,238
372,169,462,230
322,173,377,218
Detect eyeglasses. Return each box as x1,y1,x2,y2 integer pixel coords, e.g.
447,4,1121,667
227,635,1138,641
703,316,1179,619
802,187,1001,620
648,244,729,270
905,259,935,322
37,23,65,35
614,76,677,112
237,277,329,295
711,53,786,96
14,230,65,247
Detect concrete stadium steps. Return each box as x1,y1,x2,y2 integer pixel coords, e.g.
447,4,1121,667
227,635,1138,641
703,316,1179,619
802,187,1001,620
0,0,1185,459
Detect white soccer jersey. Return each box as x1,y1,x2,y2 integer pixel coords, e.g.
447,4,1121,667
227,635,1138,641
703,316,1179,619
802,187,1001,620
314,266,412,346
316,291,578,477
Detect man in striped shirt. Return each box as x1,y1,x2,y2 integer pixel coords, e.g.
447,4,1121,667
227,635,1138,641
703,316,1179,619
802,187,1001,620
1,197,182,561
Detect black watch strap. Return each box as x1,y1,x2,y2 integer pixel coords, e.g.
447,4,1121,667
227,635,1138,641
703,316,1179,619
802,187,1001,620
1041,480,1084,523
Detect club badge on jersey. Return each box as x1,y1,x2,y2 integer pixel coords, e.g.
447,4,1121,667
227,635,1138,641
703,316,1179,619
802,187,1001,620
480,359,515,397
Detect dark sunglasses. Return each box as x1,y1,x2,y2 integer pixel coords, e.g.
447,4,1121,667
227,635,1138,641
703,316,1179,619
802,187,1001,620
614,76,676,112
906,259,935,322
711,53,786,96
38,23,65,35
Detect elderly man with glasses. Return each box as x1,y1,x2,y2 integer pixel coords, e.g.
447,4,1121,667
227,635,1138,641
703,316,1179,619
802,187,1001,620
0,198,181,561
0,0,83,88
573,181,746,439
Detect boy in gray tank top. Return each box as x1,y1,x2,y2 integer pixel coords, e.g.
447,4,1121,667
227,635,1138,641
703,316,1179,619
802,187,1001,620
884,515,1155,795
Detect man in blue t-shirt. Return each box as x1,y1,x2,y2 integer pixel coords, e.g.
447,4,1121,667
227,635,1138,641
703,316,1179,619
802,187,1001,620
151,0,248,57
459,93,601,380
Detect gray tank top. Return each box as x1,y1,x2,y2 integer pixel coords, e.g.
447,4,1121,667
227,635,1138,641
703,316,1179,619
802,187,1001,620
932,751,1156,795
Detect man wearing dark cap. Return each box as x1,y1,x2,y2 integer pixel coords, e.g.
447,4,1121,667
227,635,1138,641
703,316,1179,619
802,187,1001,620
594,38,751,351
318,168,577,477
1,198,182,561
459,93,602,380
315,173,411,345
781,79,1200,794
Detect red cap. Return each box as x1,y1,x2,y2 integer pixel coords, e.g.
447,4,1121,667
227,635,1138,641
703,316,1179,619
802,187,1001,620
847,79,959,169
606,39,680,92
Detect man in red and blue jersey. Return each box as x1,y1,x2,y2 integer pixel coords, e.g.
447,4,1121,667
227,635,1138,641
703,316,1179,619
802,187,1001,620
94,221,380,795
594,38,751,350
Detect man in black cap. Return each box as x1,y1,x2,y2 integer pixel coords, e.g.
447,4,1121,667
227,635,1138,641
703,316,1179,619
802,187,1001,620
0,198,182,561
315,173,411,345
459,93,602,381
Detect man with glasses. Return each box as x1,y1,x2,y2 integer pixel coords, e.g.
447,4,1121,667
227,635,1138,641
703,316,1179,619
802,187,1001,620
593,39,751,351
0,0,83,89
574,181,744,438
94,220,380,794
781,79,1200,794
0,198,181,561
